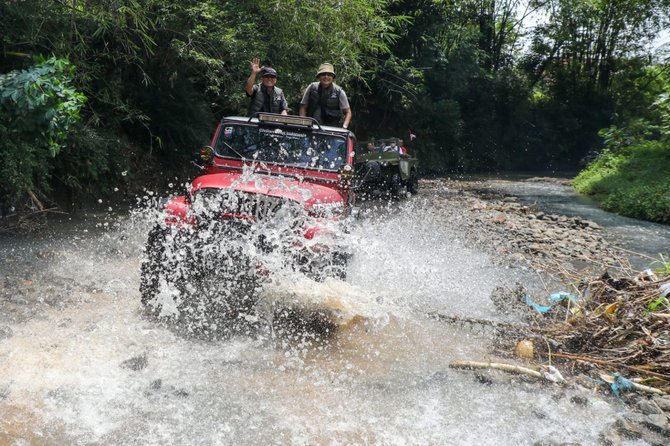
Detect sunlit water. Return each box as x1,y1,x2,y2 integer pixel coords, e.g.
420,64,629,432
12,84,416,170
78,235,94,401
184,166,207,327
0,182,648,445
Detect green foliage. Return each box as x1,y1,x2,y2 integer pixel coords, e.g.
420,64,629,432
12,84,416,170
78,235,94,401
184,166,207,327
573,139,670,223
648,296,670,311
0,0,669,219
0,57,86,157
0,58,86,205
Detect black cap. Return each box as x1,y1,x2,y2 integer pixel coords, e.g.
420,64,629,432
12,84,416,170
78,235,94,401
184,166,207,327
260,67,277,77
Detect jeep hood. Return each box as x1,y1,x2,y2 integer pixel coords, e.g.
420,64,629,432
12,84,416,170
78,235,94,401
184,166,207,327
191,172,344,208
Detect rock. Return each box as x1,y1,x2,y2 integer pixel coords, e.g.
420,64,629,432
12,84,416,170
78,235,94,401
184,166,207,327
652,395,670,412
0,384,10,400
643,413,670,435
120,353,148,371
150,379,162,390
637,397,663,415
0,326,13,340
614,418,644,440
586,221,603,230
569,395,589,407
598,428,621,446
173,388,189,397
492,213,507,224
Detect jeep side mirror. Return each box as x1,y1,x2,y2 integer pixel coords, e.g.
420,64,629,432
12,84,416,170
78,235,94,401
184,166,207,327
199,145,214,164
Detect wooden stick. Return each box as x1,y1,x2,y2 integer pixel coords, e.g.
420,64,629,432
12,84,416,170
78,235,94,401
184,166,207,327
428,313,528,331
599,374,667,395
450,360,544,380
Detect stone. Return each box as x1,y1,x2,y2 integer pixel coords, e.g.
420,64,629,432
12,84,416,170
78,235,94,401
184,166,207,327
569,395,589,407
598,428,621,446
614,418,644,440
587,221,603,230
637,398,663,415
652,395,670,412
120,353,148,371
643,413,670,435
0,326,13,340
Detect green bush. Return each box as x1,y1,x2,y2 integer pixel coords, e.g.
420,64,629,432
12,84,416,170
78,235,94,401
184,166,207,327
0,57,86,208
573,140,670,223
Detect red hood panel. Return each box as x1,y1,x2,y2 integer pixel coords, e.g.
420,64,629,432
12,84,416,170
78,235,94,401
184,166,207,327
191,172,344,206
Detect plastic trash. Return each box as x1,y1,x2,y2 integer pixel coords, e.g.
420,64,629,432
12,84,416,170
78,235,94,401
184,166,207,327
524,295,552,313
550,292,578,303
610,372,635,398
659,282,670,298
524,292,579,314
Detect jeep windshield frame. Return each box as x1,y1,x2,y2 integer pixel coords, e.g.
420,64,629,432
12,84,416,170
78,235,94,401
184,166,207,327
212,121,348,172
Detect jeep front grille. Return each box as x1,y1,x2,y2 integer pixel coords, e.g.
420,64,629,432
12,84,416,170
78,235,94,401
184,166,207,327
193,188,304,224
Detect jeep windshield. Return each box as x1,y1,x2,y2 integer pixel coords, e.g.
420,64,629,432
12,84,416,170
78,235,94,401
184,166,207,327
213,123,347,171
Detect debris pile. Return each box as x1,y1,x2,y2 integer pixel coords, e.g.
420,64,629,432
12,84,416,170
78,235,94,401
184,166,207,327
536,270,670,393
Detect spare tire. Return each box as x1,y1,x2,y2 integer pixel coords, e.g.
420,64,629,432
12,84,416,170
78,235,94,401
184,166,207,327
362,161,381,182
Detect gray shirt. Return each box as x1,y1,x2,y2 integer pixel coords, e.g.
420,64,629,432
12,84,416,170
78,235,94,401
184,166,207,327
300,82,350,123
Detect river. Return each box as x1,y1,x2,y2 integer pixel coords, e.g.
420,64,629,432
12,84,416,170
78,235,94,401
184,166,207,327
0,178,665,445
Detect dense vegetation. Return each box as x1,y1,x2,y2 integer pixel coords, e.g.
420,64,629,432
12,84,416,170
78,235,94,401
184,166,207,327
573,71,670,224
1,0,669,222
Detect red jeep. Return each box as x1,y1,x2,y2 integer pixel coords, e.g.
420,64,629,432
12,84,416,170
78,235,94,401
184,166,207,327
140,113,355,322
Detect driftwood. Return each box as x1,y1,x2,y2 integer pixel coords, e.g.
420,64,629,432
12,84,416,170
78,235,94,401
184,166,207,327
449,360,564,383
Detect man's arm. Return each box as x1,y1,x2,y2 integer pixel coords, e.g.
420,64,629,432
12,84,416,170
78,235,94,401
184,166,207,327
342,108,352,129
245,57,262,96
338,88,352,129
298,86,311,116
279,92,289,115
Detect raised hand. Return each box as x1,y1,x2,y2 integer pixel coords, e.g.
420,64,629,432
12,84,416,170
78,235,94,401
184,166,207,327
250,57,262,74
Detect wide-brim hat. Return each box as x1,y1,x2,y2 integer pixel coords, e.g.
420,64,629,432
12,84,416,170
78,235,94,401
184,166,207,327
316,63,335,78
260,67,277,77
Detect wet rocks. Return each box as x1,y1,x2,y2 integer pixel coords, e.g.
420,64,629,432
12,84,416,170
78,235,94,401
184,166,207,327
653,395,670,411
603,410,670,445
423,178,622,273
0,325,13,340
120,353,148,371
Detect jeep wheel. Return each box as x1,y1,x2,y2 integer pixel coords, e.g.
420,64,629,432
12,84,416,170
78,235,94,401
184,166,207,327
407,170,419,195
389,173,403,198
139,225,173,317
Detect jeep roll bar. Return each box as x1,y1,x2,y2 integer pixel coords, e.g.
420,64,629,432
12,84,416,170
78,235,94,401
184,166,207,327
249,112,323,130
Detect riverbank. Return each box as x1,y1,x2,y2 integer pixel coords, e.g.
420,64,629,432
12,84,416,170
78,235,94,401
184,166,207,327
422,177,670,444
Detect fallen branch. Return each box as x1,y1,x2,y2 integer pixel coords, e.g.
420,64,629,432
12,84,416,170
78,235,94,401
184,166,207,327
449,360,564,383
428,313,528,331
599,373,667,395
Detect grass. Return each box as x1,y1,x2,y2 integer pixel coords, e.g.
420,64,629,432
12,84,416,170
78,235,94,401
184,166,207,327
572,140,670,224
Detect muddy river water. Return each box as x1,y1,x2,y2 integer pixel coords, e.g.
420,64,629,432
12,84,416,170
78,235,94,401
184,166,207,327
0,179,664,445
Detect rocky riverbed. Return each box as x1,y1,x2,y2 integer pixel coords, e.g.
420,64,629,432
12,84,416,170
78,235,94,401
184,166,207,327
421,177,670,445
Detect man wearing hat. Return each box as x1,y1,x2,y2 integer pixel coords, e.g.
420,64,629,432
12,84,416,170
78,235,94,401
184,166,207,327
245,57,288,115
299,63,352,129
